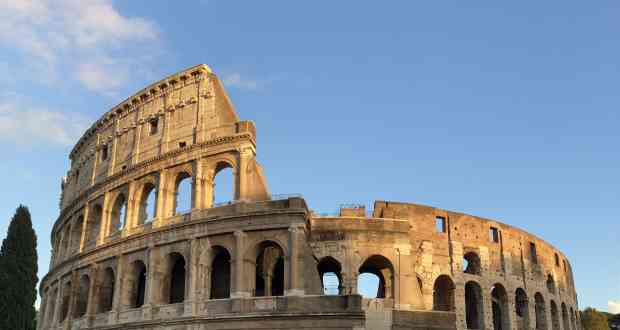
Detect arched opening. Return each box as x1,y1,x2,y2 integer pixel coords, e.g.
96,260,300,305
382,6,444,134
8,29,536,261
210,246,231,299
74,275,90,318
562,303,570,330
98,267,115,313
358,255,394,299
138,183,157,224
128,260,147,308
465,281,484,330
87,204,102,247
71,216,84,253
60,281,71,322
463,252,481,275
492,283,510,330
550,300,560,330
317,257,343,295
254,241,285,297
213,162,234,205
546,274,556,294
174,172,192,215
515,288,530,330
110,194,127,232
433,275,455,311
535,293,547,330
168,253,186,304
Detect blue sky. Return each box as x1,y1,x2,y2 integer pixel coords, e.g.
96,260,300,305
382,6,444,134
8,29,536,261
0,0,618,312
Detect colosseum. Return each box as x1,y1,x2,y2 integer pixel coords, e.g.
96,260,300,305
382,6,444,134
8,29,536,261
39,64,580,330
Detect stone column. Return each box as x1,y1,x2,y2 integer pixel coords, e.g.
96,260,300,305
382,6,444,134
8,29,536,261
131,113,142,166
78,203,90,253
155,170,168,224
142,247,154,320
108,120,119,176
51,283,62,327
85,265,99,327
393,245,423,310
286,225,305,296
98,193,111,245
125,181,137,231
109,255,125,324
236,148,252,201
231,230,248,298
193,158,207,210
38,291,47,330
185,238,199,316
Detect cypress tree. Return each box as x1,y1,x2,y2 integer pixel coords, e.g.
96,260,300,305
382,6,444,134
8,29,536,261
0,205,38,330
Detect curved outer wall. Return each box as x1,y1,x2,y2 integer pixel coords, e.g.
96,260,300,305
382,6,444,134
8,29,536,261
39,65,579,330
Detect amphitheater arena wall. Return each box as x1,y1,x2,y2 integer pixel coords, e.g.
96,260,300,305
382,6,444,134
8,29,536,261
39,64,579,330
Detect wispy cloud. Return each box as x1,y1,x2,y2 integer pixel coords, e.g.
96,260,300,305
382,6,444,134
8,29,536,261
610,301,620,314
222,73,261,91
0,0,160,95
0,97,90,147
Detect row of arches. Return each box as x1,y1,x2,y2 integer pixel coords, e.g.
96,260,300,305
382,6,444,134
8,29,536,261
317,255,395,299
53,165,235,265
429,275,578,330
43,239,285,327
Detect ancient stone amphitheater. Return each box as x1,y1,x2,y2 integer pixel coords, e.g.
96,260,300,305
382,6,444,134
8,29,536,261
39,64,580,330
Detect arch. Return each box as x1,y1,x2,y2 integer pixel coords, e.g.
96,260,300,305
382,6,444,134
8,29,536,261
127,260,147,308
358,255,394,299
491,283,510,330
570,307,576,330
546,274,556,294
87,204,103,246
210,246,231,299
174,172,192,215
432,275,455,311
535,293,548,330
167,252,186,304
463,252,482,275
137,182,157,224
71,215,84,253
60,281,71,322
74,275,90,318
515,288,530,330
212,161,235,205
465,281,484,329
62,226,71,259
98,267,115,313
110,193,127,232
550,300,560,330
317,256,343,295
254,240,285,297
562,303,570,330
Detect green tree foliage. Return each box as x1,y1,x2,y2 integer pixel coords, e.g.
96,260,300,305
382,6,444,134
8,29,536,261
581,307,610,330
0,205,39,330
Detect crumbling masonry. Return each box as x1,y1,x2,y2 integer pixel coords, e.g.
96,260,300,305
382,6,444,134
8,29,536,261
39,64,580,330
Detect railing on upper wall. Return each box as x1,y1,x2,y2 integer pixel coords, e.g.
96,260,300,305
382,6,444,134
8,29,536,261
212,193,303,207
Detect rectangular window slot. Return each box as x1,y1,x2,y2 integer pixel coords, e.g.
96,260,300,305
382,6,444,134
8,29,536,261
149,118,158,135
179,141,187,148
435,216,446,233
530,242,538,264
489,227,499,243
101,145,108,161
555,253,560,266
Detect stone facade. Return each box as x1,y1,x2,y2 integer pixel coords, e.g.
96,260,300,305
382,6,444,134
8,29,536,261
39,64,580,330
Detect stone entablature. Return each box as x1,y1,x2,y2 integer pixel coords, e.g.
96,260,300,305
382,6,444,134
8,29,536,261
39,65,580,330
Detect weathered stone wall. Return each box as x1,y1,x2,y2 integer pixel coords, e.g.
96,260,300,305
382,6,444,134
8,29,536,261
40,64,579,330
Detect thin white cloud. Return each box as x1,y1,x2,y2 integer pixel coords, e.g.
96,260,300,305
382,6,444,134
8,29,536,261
610,301,620,314
0,99,90,147
222,73,261,91
0,0,159,94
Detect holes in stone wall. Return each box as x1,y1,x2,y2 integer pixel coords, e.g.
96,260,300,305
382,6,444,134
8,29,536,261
129,260,147,308
74,275,90,318
465,281,484,329
111,194,127,232
174,173,192,215
547,274,556,294
213,162,234,205
435,216,446,233
433,275,455,311
168,253,186,304
210,246,231,299
530,243,538,264
139,183,157,224
550,300,561,330
535,292,547,330
98,267,115,313
149,118,159,135
358,255,394,299
515,288,530,330
489,227,499,243
317,257,342,296
491,284,510,330
60,281,71,321
255,241,285,297
463,252,482,275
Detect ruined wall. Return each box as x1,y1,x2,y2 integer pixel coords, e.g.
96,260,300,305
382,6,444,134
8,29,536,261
40,64,579,330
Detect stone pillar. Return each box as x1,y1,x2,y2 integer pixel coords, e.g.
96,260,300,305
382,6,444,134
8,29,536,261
131,114,142,166
232,230,248,297
141,247,154,320
193,159,205,210
38,291,47,330
85,265,99,327
155,170,168,224
109,255,125,324
454,281,467,330
237,148,253,201
286,224,305,296
78,203,90,253
185,238,199,316
98,193,111,245
393,245,423,310
108,119,119,176
51,284,62,326
125,181,137,231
